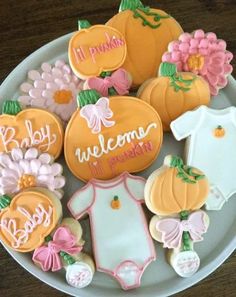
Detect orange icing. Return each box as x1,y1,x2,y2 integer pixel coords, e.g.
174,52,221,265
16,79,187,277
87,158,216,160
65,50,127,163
0,189,62,252
69,25,127,79
64,96,163,181
106,9,183,87
187,54,205,71
138,72,210,131
18,174,36,190
53,90,73,104
0,108,64,158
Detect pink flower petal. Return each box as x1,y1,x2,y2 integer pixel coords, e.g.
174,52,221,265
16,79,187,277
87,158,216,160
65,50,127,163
190,39,199,48
20,82,33,93
194,29,205,39
217,40,227,51
199,39,209,49
218,75,228,87
206,32,217,41
179,43,190,53
41,63,51,73
224,64,233,74
206,71,218,86
209,84,218,96
28,70,41,81
179,33,192,43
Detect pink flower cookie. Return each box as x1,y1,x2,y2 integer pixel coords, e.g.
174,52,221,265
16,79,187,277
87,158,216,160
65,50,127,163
33,218,95,288
0,147,65,199
162,29,233,96
18,60,84,123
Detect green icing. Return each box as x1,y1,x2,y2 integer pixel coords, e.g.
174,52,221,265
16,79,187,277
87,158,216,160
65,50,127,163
100,71,112,78
45,235,53,242
160,62,195,92
60,252,76,265
114,195,119,201
119,0,144,12
77,90,101,108
0,195,11,210
78,20,92,30
180,211,191,252
2,101,22,115
170,156,205,184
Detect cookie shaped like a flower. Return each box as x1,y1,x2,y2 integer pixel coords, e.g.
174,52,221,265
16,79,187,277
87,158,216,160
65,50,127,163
0,148,65,199
18,60,84,122
162,29,233,96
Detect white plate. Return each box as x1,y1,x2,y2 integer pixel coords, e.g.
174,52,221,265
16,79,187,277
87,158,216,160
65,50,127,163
0,33,236,297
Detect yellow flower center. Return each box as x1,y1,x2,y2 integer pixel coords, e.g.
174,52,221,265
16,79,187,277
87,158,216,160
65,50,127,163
53,90,73,104
18,174,36,190
187,54,205,71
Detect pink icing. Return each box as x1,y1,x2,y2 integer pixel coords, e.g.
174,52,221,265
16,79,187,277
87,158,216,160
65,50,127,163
32,226,83,272
80,97,115,134
85,68,131,97
0,148,65,199
162,29,233,95
156,210,208,249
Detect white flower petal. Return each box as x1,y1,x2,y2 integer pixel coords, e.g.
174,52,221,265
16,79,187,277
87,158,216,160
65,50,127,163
39,164,52,175
51,176,66,189
11,148,23,161
42,72,53,82
55,60,65,68
37,174,54,186
29,88,43,99
38,153,52,164
63,74,71,84
34,80,46,89
18,96,32,105
20,82,33,93
25,148,39,160
30,159,42,175
52,68,63,78
19,160,31,174
62,64,71,74
41,62,52,73
42,89,54,99
51,163,63,176
1,168,19,180
53,189,63,199
46,82,58,91
55,78,64,87
31,98,46,107
28,70,41,81
0,154,13,168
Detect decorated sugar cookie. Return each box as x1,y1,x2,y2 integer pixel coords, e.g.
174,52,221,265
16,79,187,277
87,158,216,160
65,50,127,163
0,101,63,158
145,156,210,277
18,60,84,123
83,68,132,97
106,0,183,87
162,29,233,96
69,20,127,79
68,172,156,290
0,188,62,252
65,89,162,181
0,148,65,199
33,218,95,288
137,62,210,131
171,106,236,210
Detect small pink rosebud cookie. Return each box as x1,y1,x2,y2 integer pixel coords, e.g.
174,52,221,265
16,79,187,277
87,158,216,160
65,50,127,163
162,29,233,96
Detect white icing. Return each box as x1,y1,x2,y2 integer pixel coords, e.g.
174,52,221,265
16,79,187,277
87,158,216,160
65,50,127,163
0,120,57,152
0,203,53,248
171,250,200,278
68,174,155,286
75,122,157,162
66,261,93,288
171,106,236,210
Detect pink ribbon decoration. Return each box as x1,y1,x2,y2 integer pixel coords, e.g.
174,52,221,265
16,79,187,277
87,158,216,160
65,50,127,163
156,210,208,249
86,68,131,97
80,97,115,134
32,227,83,272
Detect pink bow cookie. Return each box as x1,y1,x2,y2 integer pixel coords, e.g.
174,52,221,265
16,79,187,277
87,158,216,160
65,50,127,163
33,227,83,272
156,210,208,249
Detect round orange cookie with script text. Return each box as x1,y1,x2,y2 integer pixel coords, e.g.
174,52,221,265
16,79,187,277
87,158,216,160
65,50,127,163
64,90,163,181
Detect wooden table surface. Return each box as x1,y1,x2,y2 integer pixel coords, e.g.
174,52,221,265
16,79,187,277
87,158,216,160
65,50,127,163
0,0,235,296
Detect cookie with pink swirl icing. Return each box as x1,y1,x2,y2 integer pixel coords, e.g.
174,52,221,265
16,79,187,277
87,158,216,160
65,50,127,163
0,147,66,199
162,29,233,96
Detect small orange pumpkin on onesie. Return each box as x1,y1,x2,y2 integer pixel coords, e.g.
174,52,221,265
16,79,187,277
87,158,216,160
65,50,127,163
64,89,163,181
137,62,211,131
0,101,63,158
106,0,183,87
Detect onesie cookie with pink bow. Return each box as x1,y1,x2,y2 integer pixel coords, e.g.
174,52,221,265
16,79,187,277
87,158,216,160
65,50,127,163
145,155,210,277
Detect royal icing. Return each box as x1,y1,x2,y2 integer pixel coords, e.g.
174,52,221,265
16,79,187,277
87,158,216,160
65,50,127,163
0,105,63,159
0,189,62,252
0,148,65,199
171,106,236,210
33,226,83,272
137,62,210,131
84,68,132,97
69,22,127,79
18,60,84,123
68,172,156,290
65,90,162,181
106,0,183,87
162,29,233,96
66,262,94,288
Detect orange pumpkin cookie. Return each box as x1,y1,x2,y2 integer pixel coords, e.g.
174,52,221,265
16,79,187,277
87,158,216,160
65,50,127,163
106,0,183,87
145,155,209,216
137,62,211,131
69,20,127,79
0,188,62,252
64,90,163,181
0,101,63,158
